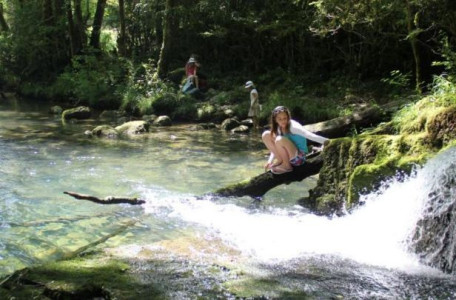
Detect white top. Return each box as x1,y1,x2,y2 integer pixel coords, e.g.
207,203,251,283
248,88,260,117
268,119,328,163
281,120,328,144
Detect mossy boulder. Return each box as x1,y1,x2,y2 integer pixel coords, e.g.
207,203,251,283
115,120,149,136
92,125,118,138
305,101,456,215
305,134,429,215
0,254,164,299
426,106,456,148
153,115,172,126
221,118,240,131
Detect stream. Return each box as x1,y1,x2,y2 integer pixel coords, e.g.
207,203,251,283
1,97,456,299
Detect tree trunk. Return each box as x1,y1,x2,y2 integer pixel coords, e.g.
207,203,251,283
0,3,9,31
66,0,77,57
155,0,163,48
74,0,87,50
117,0,127,56
405,0,423,93
53,0,64,18
90,0,107,49
43,0,53,25
157,0,177,79
210,153,324,199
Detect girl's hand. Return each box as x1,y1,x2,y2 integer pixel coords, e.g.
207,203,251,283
264,162,272,171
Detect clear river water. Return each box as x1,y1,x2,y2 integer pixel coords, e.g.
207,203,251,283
1,97,456,299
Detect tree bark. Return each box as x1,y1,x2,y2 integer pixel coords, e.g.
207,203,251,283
54,0,64,17
117,0,127,56
43,0,53,25
157,0,177,78
64,191,146,205
66,0,77,57
303,100,404,138
405,0,423,93
210,152,324,199
0,3,9,31
90,0,107,49
74,0,86,50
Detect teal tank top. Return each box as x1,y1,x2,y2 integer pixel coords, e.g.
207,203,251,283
284,133,308,153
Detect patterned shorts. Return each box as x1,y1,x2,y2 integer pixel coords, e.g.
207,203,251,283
289,150,306,166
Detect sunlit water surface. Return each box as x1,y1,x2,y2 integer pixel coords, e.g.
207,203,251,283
1,97,456,298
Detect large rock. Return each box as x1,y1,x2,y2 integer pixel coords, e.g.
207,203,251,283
231,125,250,134
92,125,118,138
153,115,172,126
221,118,240,131
62,106,91,120
115,120,149,136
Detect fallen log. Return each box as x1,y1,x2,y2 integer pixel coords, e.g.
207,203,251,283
63,191,146,205
304,100,404,138
210,152,324,199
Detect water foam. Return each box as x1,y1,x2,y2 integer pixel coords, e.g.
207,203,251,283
141,148,456,274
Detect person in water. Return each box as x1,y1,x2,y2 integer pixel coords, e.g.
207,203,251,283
245,80,260,129
262,106,329,174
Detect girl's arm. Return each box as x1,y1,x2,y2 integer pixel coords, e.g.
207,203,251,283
290,120,328,144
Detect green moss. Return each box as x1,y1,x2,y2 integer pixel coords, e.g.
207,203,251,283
310,113,448,214
314,194,339,214
0,253,164,299
197,103,216,121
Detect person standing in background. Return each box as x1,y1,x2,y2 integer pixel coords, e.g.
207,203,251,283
245,80,260,129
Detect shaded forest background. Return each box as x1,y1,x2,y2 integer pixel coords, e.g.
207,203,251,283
0,0,455,124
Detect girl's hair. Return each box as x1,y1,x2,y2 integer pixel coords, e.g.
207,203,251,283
270,106,291,136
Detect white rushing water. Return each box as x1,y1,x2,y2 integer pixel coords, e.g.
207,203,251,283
142,148,456,275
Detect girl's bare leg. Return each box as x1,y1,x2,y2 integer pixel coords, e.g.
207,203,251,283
262,131,282,166
195,75,199,89
274,136,297,170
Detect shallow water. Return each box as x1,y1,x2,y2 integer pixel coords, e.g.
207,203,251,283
1,97,456,299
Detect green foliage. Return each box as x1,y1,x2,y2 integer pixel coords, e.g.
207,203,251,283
100,29,118,53
391,74,456,133
173,96,198,121
381,70,412,89
53,54,126,108
119,60,187,117
430,74,456,100
432,36,456,75
4,1,69,81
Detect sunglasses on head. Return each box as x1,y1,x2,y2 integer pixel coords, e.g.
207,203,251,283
272,106,287,114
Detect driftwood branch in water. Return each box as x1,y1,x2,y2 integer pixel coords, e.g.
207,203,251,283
63,191,146,205
210,152,324,199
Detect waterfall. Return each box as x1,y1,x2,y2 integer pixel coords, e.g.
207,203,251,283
409,146,456,274
140,146,456,275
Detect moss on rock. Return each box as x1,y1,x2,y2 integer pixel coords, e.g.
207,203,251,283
306,102,456,214
426,105,456,148
0,253,164,299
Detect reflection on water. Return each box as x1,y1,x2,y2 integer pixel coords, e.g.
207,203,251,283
1,97,456,298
